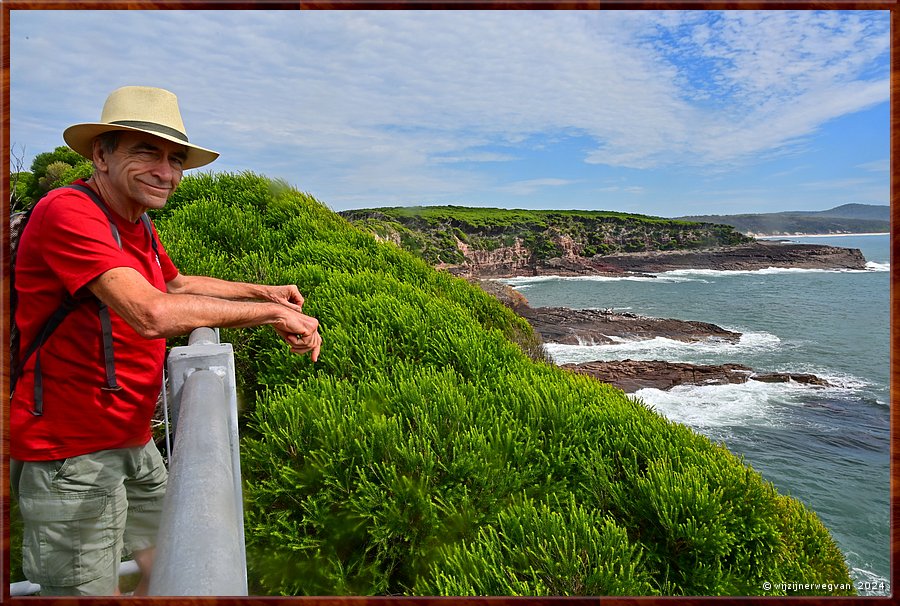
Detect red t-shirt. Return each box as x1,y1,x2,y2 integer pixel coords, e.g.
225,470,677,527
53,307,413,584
11,181,179,460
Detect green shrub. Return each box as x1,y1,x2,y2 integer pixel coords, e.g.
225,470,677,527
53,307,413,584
57,160,94,188
414,496,655,596
148,172,853,596
25,146,84,201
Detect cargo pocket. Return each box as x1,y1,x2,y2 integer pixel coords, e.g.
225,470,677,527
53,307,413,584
19,490,115,587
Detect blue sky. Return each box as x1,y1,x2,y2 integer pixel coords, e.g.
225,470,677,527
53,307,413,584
8,10,890,217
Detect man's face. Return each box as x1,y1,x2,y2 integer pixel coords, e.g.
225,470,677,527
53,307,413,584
98,131,188,211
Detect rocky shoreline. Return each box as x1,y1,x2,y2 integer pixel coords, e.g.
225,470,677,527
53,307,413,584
517,306,741,346
594,240,868,274
453,240,867,278
476,265,836,392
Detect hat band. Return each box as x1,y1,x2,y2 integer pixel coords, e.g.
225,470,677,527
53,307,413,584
109,120,190,143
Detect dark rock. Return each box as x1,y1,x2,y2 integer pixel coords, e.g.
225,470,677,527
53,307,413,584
562,359,832,393
595,241,867,273
561,359,754,393
519,306,741,345
472,279,531,314
751,373,831,387
453,240,866,279
472,281,831,394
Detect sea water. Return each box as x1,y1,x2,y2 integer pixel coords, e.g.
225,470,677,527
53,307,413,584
501,234,890,596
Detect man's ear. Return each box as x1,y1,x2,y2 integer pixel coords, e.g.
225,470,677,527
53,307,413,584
91,138,109,172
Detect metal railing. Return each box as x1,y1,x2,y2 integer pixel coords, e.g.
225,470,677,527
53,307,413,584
149,327,248,596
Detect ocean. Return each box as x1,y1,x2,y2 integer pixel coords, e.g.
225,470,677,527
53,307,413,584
501,234,890,597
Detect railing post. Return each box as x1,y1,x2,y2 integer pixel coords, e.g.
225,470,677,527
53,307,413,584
149,328,247,596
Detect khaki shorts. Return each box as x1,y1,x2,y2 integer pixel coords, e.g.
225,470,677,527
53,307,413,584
11,439,168,596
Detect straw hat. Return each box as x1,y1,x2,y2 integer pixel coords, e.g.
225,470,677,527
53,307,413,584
63,86,219,169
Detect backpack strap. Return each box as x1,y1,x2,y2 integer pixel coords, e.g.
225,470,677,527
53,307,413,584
66,184,124,395
11,285,80,406
26,296,81,415
140,213,160,256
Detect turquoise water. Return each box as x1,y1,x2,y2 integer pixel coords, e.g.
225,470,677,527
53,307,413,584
501,234,890,596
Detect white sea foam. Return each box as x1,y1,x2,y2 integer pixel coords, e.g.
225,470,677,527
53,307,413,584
633,367,882,435
498,273,706,287
633,381,790,432
865,261,890,272
495,276,559,287
659,266,878,279
545,331,780,365
498,264,885,287
792,368,873,392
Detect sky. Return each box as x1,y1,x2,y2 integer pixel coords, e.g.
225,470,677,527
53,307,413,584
8,10,891,217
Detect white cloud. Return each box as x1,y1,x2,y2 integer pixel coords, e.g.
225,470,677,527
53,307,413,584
595,185,646,195
432,152,517,164
800,177,882,191
9,9,889,210
856,159,890,173
497,178,578,196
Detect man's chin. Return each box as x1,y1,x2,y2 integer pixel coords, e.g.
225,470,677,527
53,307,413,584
138,184,173,205
141,195,170,210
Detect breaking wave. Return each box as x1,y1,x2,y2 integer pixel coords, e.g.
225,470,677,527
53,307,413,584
544,331,781,365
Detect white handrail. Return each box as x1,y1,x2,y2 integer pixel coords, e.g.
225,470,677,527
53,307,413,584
148,328,247,596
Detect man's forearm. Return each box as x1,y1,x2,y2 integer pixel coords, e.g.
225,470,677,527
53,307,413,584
147,290,321,361
152,293,291,338
166,273,270,301
89,267,317,341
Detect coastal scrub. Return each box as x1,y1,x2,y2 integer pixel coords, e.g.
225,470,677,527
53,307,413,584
341,205,752,268
155,172,852,596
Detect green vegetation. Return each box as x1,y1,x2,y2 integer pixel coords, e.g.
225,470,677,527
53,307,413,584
9,146,93,213
6,164,851,595
341,206,751,267
157,173,849,596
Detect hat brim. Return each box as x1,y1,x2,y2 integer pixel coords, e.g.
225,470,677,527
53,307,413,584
63,122,219,170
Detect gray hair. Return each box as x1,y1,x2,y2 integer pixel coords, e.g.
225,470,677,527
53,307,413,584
91,131,122,170
97,131,122,156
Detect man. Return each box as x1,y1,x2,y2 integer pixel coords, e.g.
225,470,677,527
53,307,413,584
10,86,322,596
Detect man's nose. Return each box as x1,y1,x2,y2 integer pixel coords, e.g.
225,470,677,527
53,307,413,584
149,155,181,180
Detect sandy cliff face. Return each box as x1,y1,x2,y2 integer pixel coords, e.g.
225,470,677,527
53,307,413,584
446,232,632,277
453,236,534,275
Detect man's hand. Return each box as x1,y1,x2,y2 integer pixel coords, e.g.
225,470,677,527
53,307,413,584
273,310,322,362
265,285,320,360
261,284,305,310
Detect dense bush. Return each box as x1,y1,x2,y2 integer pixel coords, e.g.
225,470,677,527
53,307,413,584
154,172,852,596
8,152,93,213
23,146,86,205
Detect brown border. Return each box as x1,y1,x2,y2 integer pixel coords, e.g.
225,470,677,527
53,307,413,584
1,3,895,604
